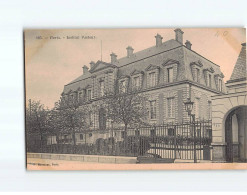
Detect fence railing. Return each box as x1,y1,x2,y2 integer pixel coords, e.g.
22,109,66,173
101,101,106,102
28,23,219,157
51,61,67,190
27,120,212,160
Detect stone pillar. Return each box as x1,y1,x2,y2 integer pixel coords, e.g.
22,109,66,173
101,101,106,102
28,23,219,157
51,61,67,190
232,142,240,162
212,142,227,162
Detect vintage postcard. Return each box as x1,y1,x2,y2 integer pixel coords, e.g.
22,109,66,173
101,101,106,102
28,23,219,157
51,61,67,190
24,28,247,170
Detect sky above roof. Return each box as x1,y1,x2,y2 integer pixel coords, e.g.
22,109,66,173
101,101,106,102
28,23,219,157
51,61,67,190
25,28,246,108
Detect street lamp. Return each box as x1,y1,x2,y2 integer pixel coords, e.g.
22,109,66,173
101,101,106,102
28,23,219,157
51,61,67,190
184,98,197,163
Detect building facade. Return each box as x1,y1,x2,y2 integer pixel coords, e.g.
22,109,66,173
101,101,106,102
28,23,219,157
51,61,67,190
60,29,226,144
212,43,247,162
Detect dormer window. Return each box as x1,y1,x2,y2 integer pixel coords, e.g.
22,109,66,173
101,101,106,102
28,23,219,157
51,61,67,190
195,68,200,82
145,64,160,88
119,80,126,93
167,67,174,83
208,74,212,88
218,78,222,92
162,59,179,84
87,89,92,101
130,70,143,91
149,72,156,87
78,91,83,102
133,76,141,89
214,73,224,92
204,67,214,88
99,80,104,97
190,61,203,83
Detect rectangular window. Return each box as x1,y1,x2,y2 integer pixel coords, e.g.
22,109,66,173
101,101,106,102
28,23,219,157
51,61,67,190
167,97,175,118
208,74,212,87
219,79,222,92
195,98,200,119
167,68,174,83
133,76,140,89
99,80,104,96
80,134,83,140
87,89,92,100
208,101,212,120
89,112,93,126
119,80,126,93
150,100,156,119
195,68,200,82
78,92,83,102
149,72,156,87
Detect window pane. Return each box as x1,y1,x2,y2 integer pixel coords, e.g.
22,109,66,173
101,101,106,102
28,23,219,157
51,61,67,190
99,81,104,96
208,75,212,87
167,98,174,118
149,72,156,87
195,98,200,119
150,100,156,119
87,90,91,100
196,68,199,82
119,80,126,93
168,68,173,83
208,101,212,120
133,76,140,88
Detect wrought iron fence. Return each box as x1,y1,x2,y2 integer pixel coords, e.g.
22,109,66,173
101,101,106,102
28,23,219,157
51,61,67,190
27,120,212,161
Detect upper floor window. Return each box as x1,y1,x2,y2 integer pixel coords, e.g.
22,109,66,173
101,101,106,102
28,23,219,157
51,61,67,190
133,76,141,89
99,80,104,96
149,72,156,87
87,89,92,101
80,134,83,140
119,80,126,93
78,92,83,102
89,111,93,126
195,68,200,82
208,101,212,120
167,97,175,118
195,98,200,119
218,79,222,92
150,100,156,119
167,68,174,83
208,74,212,88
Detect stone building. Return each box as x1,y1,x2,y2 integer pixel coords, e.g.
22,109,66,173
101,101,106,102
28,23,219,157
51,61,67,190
61,28,226,144
212,43,247,162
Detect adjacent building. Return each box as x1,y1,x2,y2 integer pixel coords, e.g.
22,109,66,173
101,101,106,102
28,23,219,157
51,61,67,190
212,43,247,162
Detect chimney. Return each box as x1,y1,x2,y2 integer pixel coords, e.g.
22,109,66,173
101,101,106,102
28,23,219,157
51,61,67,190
89,61,95,69
185,40,192,50
110,52,117,64
82,65,89,75
174,28,184,44
155,34,163,47
126,46,134,58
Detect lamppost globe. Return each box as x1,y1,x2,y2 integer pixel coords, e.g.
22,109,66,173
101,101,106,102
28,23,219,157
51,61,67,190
184,98,194,116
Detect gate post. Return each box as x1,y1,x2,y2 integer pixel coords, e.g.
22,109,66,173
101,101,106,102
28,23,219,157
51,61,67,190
174,126,177,159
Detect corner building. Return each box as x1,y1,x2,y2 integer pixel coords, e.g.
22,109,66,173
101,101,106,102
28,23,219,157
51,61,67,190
61,29,226,144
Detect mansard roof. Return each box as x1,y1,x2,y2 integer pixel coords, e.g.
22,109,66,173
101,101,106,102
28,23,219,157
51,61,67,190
63,31,226,94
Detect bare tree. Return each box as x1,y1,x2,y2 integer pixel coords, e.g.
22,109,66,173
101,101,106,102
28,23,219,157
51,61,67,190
25,100,50,152
104,85,149,133
54,96,90,152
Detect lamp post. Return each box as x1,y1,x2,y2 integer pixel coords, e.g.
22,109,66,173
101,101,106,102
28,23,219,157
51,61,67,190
184,98,197,163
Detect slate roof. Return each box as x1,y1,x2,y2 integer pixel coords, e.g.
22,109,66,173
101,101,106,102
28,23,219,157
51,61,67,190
63,35,225,94
229,43,246,82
